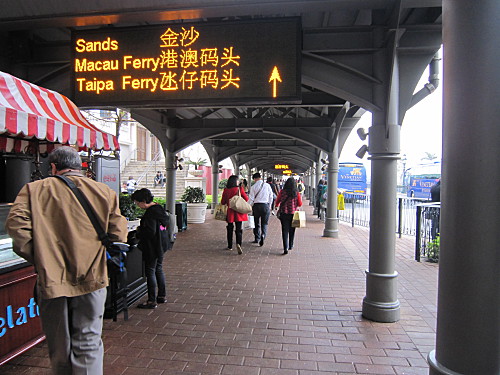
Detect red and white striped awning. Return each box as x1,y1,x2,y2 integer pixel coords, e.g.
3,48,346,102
0,71,119,153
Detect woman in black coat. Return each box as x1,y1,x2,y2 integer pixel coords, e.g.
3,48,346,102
131,188,169,309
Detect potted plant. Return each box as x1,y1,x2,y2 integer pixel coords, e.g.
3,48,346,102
119,193,143,230
180,186,207,223
185,158,207,176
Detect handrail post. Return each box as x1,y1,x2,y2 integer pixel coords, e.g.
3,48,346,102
136,151,162,186
351,196,355,227
398,197,403,238
415,205,422,262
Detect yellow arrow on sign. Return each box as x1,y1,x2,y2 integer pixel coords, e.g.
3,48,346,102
268,66,282,98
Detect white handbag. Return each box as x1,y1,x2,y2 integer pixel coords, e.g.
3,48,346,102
229,188,253,214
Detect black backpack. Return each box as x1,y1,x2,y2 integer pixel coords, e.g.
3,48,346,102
160,209,176,251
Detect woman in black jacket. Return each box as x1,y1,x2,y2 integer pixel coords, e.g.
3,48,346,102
131,188,169,309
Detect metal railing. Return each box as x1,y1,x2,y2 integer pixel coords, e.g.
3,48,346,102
337,194,440,261
415,203,440,262
136,152,163,187
397,197,423,237
338,194,371,227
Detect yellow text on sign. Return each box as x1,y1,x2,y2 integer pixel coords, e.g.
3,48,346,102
269,66,282,98
275,164,289,170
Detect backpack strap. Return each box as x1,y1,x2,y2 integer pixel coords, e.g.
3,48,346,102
54,175,111,247
254,181,265,200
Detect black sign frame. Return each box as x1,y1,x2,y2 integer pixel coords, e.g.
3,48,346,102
71,17,302,108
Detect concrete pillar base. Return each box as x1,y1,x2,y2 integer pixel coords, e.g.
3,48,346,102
362,298,400,323
428,350,463,375
322,217,338,238
362,270,400,322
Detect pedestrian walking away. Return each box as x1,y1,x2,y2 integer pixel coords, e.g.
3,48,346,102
220,175,249,254
318,180,328,220
275,177,303,254
241,178,249,194
131,188,171,309
5,146,128,375
248,172,274,247
267,176,280,214
316,179,325,218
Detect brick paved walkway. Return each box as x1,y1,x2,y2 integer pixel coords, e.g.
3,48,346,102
2,201,439,375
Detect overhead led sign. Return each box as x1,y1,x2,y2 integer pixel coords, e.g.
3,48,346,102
275,164,290,170
71,18,301,107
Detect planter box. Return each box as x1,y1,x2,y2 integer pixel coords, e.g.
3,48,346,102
186,202,207,223
127,220,140,231
189,170,204,177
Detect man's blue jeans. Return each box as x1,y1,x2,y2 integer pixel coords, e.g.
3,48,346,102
252,203,270,241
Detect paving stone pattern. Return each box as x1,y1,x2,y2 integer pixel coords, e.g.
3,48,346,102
2,201,438,375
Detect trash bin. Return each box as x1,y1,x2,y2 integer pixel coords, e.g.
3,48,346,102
176,202,188,231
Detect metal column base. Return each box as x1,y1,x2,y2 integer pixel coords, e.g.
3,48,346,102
362,270,400,322
428,351,463,375
322,217,339,238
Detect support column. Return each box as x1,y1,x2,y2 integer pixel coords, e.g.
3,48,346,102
307,170,312,200
247,166,252,188
316,159,322,186
309,167,316,206
313,160,321,214
362,45,401,323
429,1,500,374
323,148,339,238
211,160,219,212
165,151,176,214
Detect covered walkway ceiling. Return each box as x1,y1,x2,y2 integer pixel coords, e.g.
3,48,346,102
0,0,442,174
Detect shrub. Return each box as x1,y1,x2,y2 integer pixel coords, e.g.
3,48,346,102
426,235,440,263
153,197,166,207
180,186,205,203
119,193,144,220
218,179,228,189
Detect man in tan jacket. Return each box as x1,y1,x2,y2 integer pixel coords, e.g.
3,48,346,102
6,146,128,375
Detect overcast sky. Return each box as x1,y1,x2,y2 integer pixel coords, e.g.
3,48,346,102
340,62,443,171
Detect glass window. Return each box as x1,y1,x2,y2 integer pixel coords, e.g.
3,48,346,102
0,205,26,270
